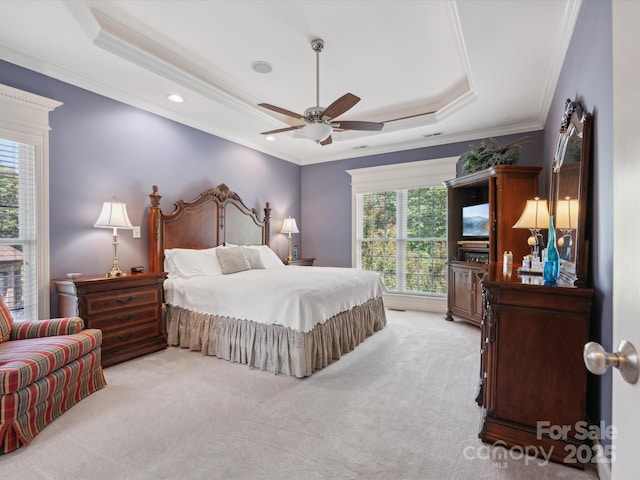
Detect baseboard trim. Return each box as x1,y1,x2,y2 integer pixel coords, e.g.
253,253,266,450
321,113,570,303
592,437,611,480
382,293,447,313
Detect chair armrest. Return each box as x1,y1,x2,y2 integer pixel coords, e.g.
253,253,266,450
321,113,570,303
9,317,85,340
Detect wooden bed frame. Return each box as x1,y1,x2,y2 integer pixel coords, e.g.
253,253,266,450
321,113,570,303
148,183,386,377
148,183,271,272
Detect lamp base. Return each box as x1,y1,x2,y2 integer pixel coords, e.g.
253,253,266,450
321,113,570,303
105,234,126,277
105,259,126,277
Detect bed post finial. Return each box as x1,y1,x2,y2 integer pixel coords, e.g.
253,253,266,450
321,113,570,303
149,186,163,272
264,202,271,246
150,185,162,207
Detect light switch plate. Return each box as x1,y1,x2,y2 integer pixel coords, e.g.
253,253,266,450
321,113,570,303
132,226,141,238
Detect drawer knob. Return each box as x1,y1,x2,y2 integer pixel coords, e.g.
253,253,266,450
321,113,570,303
118,332,133,341
117,315,134,322
117,295,135,304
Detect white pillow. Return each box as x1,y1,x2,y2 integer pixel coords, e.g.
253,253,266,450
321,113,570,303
244,245,285,269
242,247,264,269
164,247,223,278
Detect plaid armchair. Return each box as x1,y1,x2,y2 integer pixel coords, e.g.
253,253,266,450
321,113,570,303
0,296,107,454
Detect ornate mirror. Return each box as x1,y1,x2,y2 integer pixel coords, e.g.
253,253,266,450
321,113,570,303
550,99,592,287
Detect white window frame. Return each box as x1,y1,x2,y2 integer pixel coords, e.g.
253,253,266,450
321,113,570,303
347,157,457,313
0,84,62,319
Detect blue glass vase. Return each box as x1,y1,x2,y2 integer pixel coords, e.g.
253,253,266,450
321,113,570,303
543,215,560,285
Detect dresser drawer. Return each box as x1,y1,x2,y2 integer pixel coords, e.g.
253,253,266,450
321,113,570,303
101,322,163,352
53,272,167,367
87,305,160,332
85,287,160,315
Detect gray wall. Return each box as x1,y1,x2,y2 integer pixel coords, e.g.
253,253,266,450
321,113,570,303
301,133,544,267
0,60,301,314
542,0,613,440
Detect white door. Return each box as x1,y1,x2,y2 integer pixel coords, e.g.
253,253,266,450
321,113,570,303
612,2,640,478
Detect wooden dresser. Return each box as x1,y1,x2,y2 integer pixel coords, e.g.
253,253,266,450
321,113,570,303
478,263,593,466
444,166,541,324
54,272,167,367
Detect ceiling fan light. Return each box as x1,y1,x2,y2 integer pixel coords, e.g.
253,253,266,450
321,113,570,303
303,122,332,143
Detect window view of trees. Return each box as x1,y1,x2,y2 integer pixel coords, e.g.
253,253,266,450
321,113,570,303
0,140,25,314
358,187,447,295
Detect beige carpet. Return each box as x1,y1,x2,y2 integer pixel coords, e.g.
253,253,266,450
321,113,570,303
0,310,599,480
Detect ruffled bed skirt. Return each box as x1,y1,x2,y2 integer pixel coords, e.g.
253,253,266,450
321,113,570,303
165,297,386,378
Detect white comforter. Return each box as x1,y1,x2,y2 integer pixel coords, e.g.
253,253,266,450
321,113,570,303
164,266,383,332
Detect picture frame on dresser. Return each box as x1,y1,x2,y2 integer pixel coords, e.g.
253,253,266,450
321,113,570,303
53,272,167,367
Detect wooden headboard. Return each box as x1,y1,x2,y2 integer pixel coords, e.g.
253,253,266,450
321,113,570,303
148,184,271,273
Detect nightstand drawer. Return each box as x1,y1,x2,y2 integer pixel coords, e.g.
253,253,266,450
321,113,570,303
101,322,163,352
53,272,167,368
85,288,160,315
88,305,160,332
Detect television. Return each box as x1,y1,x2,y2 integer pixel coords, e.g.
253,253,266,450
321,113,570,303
462,203,490,238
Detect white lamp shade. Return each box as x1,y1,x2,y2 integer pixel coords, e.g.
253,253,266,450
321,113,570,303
555,198,579,229
281,217,299,234
303,122,332,143
94,200,133,230
513,197,550,229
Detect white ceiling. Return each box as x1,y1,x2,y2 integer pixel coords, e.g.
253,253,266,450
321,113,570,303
0,0,581,166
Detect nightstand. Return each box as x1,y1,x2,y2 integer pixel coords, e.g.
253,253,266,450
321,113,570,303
283,258,315,266
53,272,167,367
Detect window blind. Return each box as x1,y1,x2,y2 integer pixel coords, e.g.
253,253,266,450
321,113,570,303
0,139,37,319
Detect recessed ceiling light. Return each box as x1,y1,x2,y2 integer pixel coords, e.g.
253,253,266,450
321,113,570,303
252,61,272,74
265,135,276,142
167,94,184,103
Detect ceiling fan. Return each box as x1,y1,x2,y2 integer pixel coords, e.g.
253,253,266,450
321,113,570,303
259,38,384,146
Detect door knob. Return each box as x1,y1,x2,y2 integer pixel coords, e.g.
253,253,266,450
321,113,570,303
583,340,639,385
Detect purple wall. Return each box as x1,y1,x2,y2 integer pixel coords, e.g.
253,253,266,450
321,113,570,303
0,60,301,313
301,131,544,268
543,0,613,440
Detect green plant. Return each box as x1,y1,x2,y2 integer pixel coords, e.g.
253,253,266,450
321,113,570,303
458,137,531,174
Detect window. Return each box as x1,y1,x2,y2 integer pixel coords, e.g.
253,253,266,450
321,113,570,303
357,187,447,295
0,140,36,320
348,157,457,312
0,84,61,319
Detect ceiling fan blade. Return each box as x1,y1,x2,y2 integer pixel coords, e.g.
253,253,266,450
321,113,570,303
335,121,384,131
258,103,306,121
322,93,360,120
260,125,303,135
320,135,333,146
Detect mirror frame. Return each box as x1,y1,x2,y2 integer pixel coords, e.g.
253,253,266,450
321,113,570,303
550,99,592,287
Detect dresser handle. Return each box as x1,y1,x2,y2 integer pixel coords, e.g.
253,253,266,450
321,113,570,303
116,315,134,322
117,295,135,304
118,332,133,341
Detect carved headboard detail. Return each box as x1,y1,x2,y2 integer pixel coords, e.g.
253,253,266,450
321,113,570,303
148,184,271,273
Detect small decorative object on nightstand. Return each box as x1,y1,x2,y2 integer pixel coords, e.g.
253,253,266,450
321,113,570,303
53,272,166,367
283,257,315,266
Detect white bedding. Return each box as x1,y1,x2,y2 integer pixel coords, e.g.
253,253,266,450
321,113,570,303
164,266,384,333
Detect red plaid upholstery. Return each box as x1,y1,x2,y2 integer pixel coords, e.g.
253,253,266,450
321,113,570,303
0,330,102,394
10,317,85,340
0,295,107,454
0,349,106,453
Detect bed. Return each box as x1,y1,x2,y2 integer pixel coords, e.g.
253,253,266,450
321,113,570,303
148,183,386,377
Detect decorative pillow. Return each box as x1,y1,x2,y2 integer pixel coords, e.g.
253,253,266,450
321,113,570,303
245,245,285,269
165,247,223,278
216,247,251,274
243,247,264,269
0,295,13,343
